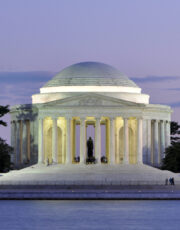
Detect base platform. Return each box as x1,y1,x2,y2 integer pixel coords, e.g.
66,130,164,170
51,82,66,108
0,164,180,199
0,163,179,186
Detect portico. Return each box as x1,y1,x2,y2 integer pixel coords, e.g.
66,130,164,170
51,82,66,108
11,112,170,166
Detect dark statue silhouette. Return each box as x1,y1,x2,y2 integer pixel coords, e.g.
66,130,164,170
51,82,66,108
86,137,96,163
87,137,93,158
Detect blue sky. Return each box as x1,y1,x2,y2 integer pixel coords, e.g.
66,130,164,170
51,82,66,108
0,0,180,143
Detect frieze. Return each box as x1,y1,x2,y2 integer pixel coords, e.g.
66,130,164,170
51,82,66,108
78,98,103,106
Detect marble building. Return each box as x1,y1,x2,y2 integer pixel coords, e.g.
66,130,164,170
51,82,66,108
10,62,171,169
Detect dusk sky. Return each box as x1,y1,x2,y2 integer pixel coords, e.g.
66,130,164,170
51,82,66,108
1,0,180,143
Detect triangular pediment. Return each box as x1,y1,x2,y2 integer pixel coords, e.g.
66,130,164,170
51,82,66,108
41,93,144,108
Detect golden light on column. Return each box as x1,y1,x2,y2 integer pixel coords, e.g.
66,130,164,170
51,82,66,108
43,117,53,164
128,117,137,164
105,118,110,162
116,117,124,164
57,117,66,164
71,117,79,164
115,117,137,164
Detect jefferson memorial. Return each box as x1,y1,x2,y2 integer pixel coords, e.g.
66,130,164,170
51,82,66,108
10,62,171,169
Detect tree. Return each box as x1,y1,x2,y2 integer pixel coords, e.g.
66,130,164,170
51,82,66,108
162,121,180,172
0,105,12,172
162,142,180,173
0,138,12,172
0,105,9,126
170,121,180,143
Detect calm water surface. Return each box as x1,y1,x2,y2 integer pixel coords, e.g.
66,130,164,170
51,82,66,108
0,200,179,230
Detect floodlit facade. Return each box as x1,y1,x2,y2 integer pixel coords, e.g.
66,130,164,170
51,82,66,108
10,62,171,169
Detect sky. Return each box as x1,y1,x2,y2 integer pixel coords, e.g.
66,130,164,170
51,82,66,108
1,0,180,143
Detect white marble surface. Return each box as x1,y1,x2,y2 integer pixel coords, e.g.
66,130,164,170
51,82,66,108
0,164,179,185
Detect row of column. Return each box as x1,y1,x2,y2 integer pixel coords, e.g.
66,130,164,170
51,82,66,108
11,120,31,165
146,119,170,166
38,117,144,165
11,118,171,167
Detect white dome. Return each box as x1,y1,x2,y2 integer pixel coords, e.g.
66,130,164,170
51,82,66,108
34,61,149,105
43,62,138,88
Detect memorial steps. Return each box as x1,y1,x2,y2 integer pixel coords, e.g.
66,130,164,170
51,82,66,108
0,163,179,186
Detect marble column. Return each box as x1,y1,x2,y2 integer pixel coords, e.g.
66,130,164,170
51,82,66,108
116,128,119,164
80,118,86,164
30,120,34,162
110,117,115,164
137,118,143,164
11,121,15,147
123,117,129,164
11,121,16,164
16,120,21,165
106,119,110,161
165,121,171,148
72,119,76,161
22,120,27,164
62,129,65,164
95,117,101,164
26,120,31,162
38,118,44,163
160,120,165,160
66,117,71,164
147,119,152,164
52,118,58,163
154,120,159,166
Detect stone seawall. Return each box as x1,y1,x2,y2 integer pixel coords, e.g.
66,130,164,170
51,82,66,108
0,185,180,200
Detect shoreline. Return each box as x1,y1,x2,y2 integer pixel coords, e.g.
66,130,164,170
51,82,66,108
0,185,180,200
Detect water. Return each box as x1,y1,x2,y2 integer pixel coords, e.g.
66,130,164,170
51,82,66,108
0,200,179,230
